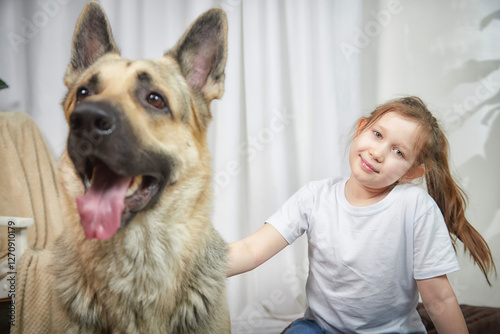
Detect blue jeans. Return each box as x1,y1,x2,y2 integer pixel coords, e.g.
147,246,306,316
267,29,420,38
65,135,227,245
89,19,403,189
284,320,423,334
285,319,324,334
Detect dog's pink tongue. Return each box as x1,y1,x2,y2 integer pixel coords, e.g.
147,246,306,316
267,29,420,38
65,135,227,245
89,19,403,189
76,164,132,240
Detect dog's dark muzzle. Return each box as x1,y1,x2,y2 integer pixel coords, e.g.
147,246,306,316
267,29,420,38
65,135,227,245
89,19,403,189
68,102,115,174
67,101,177,237
68,101,124,173
67,101,176,181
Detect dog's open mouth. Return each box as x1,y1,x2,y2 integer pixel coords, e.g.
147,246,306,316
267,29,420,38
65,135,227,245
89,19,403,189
76,158,161,240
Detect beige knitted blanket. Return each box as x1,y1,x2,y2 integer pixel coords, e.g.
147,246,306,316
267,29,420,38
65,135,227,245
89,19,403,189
0,111,63,333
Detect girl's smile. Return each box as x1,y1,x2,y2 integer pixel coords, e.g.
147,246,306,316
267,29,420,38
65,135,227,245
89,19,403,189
360,156,378,173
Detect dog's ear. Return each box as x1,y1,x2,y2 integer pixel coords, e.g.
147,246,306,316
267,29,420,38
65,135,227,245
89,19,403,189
168,8,228,102
64,1,119,87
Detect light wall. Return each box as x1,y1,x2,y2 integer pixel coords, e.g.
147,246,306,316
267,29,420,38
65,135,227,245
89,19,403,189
360,0,500,307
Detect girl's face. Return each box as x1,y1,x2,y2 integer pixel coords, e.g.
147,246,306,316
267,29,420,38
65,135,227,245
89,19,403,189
349,112,423,192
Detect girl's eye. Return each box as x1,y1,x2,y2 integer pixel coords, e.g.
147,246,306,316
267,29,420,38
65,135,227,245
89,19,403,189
146,92,169,111
394,148,404,158
373,131,382,139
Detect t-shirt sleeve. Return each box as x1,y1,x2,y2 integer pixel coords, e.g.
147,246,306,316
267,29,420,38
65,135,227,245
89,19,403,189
266,182,316,244
413,201,460,280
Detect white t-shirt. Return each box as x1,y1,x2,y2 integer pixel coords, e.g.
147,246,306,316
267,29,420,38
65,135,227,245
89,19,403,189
267,177,460,334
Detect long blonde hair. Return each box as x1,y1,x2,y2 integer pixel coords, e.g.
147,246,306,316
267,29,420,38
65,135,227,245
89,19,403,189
358,96,496,285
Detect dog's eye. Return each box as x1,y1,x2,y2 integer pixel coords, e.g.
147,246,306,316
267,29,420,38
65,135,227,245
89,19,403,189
146,92,167,110
76,87,91,102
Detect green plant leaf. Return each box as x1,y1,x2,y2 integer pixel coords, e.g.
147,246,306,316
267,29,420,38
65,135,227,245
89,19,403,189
0,79,8,90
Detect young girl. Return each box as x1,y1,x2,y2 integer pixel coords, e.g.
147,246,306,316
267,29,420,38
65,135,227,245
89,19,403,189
228,97,496,334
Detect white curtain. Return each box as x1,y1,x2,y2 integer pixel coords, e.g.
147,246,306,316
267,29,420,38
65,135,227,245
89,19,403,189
214,2,362,332
0,1,362,332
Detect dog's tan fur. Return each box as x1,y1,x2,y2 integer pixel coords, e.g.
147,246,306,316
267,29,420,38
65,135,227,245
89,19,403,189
49,2,230,333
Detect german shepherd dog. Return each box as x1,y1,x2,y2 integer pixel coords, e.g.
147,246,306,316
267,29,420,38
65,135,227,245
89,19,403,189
50,2,230,333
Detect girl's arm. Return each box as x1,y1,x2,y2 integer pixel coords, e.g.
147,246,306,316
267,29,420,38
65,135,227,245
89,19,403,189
416,275,468,334
228,223,289,277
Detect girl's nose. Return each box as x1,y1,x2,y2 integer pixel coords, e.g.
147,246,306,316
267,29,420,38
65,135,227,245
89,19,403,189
370,145,385,162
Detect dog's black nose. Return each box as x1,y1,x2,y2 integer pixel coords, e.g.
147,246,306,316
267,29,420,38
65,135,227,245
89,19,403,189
70,102,116,136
